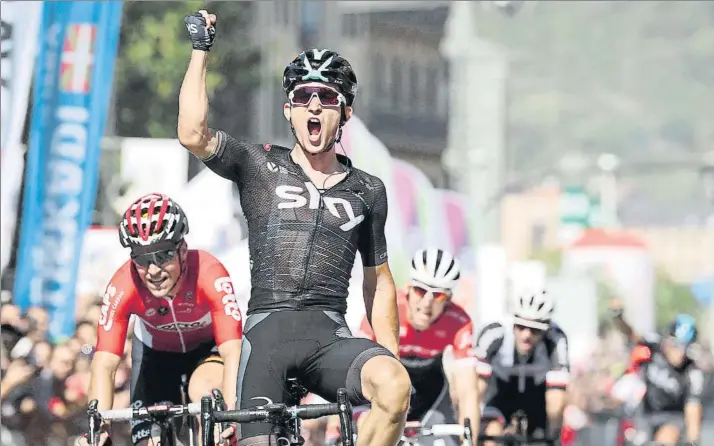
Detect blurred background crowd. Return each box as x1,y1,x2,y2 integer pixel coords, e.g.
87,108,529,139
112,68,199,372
1,1,713,445
0,294,135,445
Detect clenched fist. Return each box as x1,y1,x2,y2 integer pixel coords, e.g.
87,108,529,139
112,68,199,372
184,9,217,51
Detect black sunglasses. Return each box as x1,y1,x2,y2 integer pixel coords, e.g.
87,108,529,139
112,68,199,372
131,247,178,268
514,324,546,335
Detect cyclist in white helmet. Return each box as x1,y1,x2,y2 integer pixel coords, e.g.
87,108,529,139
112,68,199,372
474,290,570,445
359,248,481,445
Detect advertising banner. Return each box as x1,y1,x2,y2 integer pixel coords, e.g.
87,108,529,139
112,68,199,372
14,1,123,341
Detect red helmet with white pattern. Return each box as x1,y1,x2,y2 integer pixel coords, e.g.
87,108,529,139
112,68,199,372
118,193,189,248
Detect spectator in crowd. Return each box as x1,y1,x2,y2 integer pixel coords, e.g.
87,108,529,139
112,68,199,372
0,294,135,446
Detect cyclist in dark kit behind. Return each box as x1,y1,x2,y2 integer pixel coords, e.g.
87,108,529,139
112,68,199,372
611,300,704,446
178,10,411,446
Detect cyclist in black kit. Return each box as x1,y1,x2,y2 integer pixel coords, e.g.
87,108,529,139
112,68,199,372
611,300,704,446
178,10,411,446
474,291,569,446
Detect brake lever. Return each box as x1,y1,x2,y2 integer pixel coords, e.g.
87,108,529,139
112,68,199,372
87,399,100,446
211,389,228,433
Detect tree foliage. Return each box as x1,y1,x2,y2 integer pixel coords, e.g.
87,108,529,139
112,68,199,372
114,1,260,138
652,269,702,331
471,2,714,172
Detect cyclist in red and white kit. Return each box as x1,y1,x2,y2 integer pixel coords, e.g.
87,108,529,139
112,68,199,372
359,249,480,445
77,193,243,446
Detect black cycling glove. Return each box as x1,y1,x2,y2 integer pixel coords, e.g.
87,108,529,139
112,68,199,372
184,12,216,51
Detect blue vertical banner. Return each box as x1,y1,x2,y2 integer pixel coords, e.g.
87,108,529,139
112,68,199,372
13,1,123,341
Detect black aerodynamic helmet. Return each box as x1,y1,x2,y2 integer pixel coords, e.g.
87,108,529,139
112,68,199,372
282,48,358,107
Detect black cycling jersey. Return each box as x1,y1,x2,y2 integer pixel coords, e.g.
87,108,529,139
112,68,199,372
634,333,704,413
203,130,389,314
474,317,570,434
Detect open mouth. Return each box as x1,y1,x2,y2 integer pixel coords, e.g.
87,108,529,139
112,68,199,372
148,277,166,287
307,118,322,139
416,310,432,320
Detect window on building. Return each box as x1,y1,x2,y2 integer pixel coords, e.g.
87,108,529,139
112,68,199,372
437,63,449,117
390,59,402,110
408,62,420,110
424,67,437,115
530,223,546,251
372,53,385,107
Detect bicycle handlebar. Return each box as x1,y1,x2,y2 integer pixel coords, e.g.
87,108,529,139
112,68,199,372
402,419,473,444
98,402,202,421
428,424,467,436
211,402,342,423
86,400,202,445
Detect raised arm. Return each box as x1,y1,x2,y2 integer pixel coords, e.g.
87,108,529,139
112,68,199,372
178,11,219,158
178,49,219,158
609,297,642,344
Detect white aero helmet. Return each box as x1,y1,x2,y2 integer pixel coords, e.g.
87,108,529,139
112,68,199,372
410,248,461,290
512,290,554,331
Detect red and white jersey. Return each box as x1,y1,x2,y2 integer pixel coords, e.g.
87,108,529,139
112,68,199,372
95,250,243,355
360,292,476,367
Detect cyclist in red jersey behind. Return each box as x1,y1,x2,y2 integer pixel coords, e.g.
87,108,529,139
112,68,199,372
359,249,480,445
76,193,243,446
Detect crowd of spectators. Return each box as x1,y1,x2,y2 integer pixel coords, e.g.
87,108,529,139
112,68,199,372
0,291,133,446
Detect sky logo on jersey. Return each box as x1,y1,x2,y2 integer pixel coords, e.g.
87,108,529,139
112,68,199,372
275,182,365,232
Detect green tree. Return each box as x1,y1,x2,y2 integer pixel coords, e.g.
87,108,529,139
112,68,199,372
653,269,702,331
114,1,259,138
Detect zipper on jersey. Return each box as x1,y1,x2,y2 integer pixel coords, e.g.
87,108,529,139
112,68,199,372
301,193,325,300
166,298,187,353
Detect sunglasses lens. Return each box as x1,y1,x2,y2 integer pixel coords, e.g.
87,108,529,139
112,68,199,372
411,286,449,302
319,90,340,106
291,89,313,105
291,87,342,106
132,249,177,267
412,286,427,298
515,324,544,335
432,292,448,302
